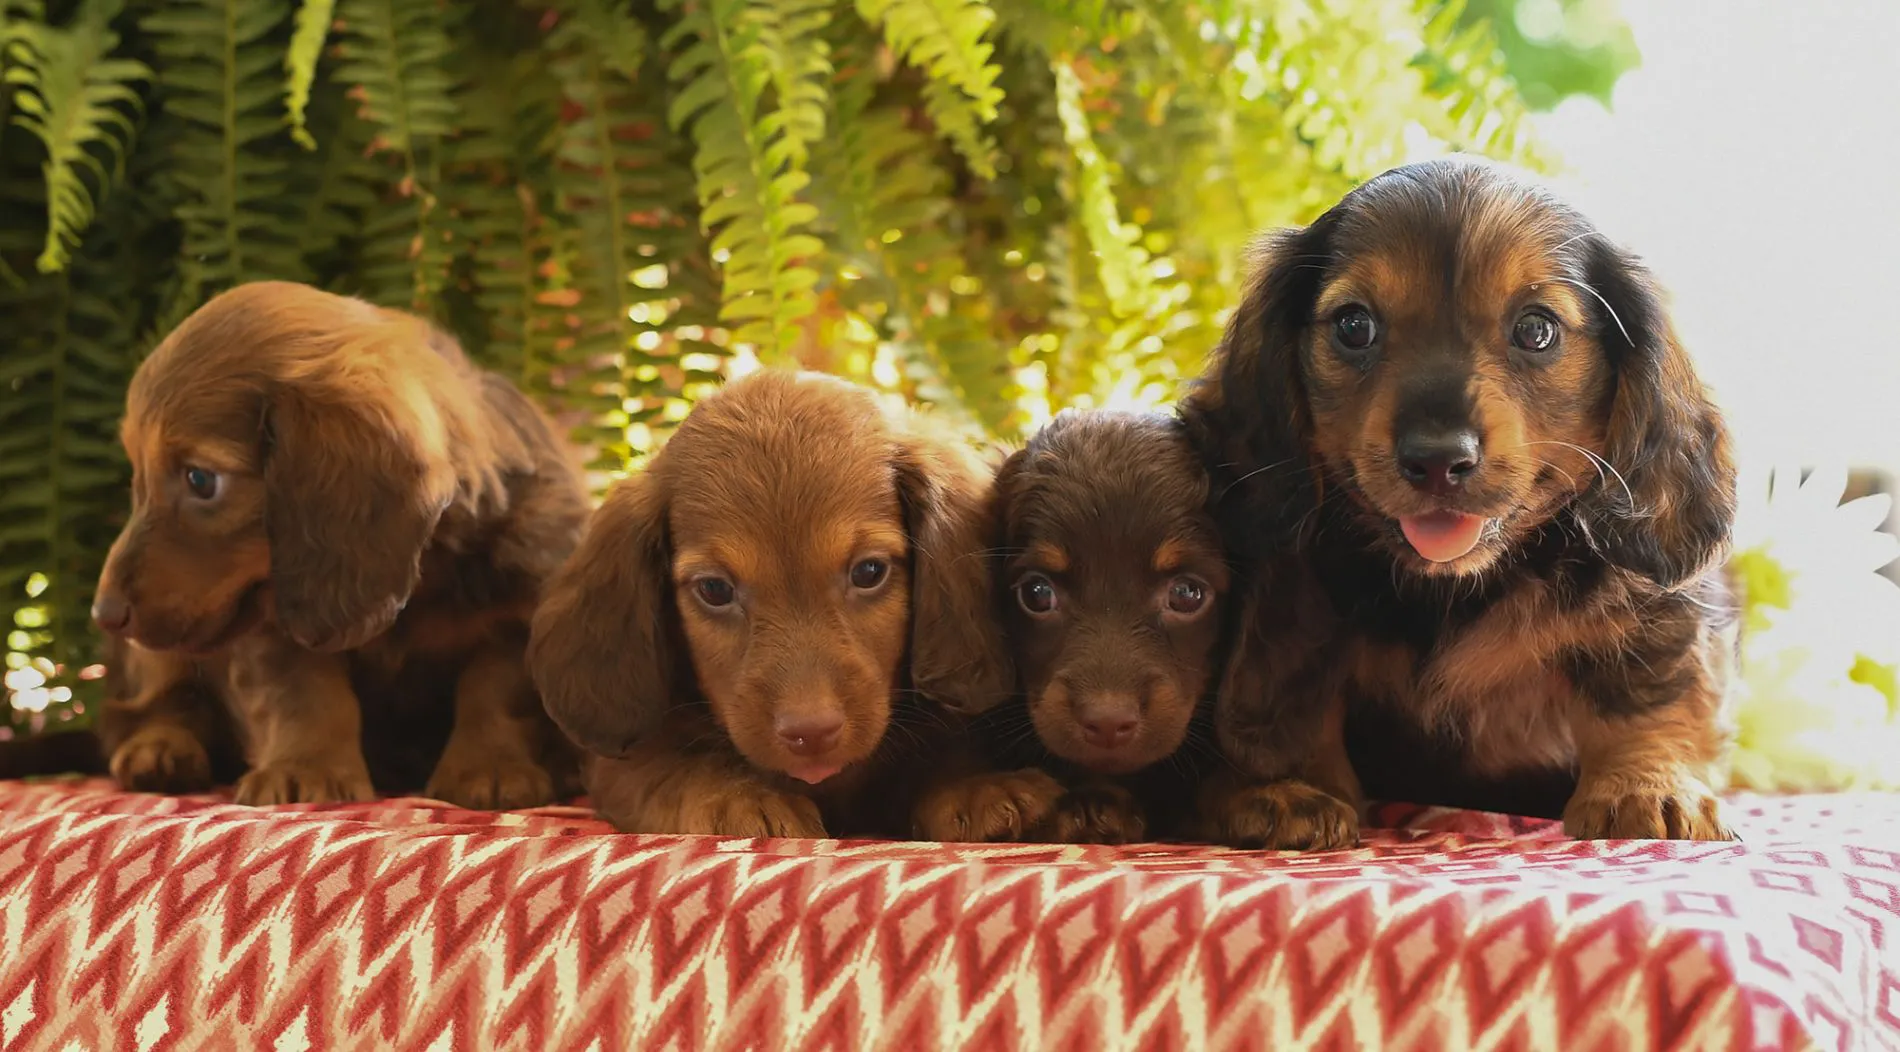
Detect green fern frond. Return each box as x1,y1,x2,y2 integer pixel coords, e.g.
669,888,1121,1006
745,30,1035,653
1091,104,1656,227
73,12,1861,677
855,0,1002,178
143,0,301,294
5,0,151,274
545,0,721,473
443,28,564,385
1050,58,1150,316
661,0,825,359
816,43,1010,428
0,172,147,695
0,0,47,143
330,0,458,310
1415,0,1546,169
283,0,335,148
332,0,456,155
280,77,381,286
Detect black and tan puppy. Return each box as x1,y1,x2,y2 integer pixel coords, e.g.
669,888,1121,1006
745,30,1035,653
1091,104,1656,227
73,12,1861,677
919,410,1231,843
1182,156,1739,848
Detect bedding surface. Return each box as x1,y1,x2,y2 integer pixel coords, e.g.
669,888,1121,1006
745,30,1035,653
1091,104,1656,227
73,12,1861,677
0,778,1895,1051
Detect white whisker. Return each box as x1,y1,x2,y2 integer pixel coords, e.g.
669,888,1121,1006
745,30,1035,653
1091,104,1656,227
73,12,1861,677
1547,276,1632,348
1520,440,1637,513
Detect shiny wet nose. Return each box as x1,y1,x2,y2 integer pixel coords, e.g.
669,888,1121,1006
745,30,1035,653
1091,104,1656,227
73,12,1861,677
1396,428,1483,495
774,712,844,756
1074,693,1141,750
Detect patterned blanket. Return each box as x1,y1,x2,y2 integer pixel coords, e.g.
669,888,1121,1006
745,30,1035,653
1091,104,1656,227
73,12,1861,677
0,779,1895,1051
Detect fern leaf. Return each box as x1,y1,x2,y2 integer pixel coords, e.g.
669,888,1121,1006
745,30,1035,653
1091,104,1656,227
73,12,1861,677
1050,59,1149,316
284,75,380,279
660,0,828,359
545,0,721,472
331,0,459,311
5,0,151,274
855,0,1002,178
443,27,563,385
143,0,301,294
284,0,336,148
815,38,1010,428
0,167,149,701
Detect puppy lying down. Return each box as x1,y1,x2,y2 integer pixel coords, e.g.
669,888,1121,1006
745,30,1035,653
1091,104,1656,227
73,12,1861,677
528,370,1013,837
922,409,1234,844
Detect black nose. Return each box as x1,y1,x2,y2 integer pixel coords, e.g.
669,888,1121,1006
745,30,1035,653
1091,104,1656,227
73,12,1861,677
1073,693,1140,750
92,591,132,634
1396,429,1483,494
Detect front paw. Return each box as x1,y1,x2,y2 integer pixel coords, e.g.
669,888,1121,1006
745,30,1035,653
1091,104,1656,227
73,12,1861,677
110,725,212,793
234,756,375,805
1207,779,1359,851
677,787,826,838
427,754,556,811
1565,780,1736,841
1043,784,1147,844
913,769,1064,843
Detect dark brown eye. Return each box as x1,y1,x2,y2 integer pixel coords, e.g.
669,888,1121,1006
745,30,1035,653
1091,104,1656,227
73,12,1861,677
1512,310,1558,352
694,577,735,608
849,558,889,591
1017,574,1057,616
183,466,220,500
1165,576,1208,616
1333,306,1377,353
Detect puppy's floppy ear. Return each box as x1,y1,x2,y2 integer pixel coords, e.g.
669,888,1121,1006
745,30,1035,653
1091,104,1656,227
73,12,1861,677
895,435,1013,715
1579,242,1736,589
266,390,450,651
1180,214,1341,537
527,472,679,756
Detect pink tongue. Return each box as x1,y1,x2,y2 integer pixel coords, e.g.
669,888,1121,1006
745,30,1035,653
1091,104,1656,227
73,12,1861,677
1399,511,1487,563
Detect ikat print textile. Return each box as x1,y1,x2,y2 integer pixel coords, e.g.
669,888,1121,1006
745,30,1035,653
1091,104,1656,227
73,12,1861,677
0,779,1897,1051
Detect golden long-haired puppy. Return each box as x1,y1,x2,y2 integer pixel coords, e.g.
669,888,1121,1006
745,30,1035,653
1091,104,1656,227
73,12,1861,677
527,370,1013,838
84,281,587,808
1181,157,1739,848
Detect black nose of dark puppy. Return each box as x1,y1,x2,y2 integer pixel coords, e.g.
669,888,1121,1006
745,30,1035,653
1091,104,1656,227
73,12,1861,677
1396,429,1483,495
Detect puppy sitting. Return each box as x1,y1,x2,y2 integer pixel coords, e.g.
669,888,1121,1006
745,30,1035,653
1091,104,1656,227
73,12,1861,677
921,410,1231,844
1183,157,1739,847
527,370,1012,838
89,281,588,808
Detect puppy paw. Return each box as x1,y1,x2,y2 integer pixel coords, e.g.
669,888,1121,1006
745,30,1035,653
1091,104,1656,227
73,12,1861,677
1564,780,1736,841
110,725,212,793
426,755,557,811
1208,779,1359,851
695,789,826,838
234,757,375,806
913,769,1065,843
1042,784,1147,844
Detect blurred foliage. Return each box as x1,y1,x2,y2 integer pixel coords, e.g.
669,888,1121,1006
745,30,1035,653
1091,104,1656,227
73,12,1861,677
1,0,1620,732
1461,0,1638,111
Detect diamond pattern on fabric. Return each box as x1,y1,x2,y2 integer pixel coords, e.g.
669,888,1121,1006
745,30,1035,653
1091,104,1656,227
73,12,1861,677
0,780,1896,1051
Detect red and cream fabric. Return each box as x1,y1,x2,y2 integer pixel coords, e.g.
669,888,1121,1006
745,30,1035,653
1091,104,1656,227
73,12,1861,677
0,779,1895,1051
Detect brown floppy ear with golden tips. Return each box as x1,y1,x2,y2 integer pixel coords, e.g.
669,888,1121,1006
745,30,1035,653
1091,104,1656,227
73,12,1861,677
265,388,451,653
527,472,682,756
893,431,1014,716
1576,241,1737,590
1179,213,1345,541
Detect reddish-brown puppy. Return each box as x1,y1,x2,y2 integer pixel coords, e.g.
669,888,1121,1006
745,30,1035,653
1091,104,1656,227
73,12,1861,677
89,281,587,808
1182,157,1739,848
927,410,1230,843
527,370,1013,838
